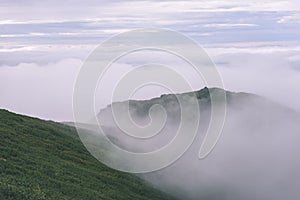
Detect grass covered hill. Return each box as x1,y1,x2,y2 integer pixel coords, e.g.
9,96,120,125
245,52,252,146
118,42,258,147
0,109,177,200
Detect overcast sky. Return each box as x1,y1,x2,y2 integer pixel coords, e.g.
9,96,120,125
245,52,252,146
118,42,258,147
0,0,300,121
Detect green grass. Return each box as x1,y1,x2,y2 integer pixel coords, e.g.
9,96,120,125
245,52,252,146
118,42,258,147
0,109,177,200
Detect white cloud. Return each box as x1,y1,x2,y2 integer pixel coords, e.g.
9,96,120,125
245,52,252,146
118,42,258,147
0,59,81,121
0,0,299,24
203,23,258,28
212,50,300,112
0,29,130,38
0,0,300,121
0,45,93,65
277,13,300,23
1,47,300,122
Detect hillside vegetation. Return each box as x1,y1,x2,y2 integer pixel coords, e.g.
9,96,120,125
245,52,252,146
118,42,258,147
0,109,177,200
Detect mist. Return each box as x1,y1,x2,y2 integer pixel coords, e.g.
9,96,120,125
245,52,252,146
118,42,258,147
1,47,300,121
96,88,300,200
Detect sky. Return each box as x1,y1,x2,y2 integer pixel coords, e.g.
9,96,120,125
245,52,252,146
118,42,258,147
0,0,300,121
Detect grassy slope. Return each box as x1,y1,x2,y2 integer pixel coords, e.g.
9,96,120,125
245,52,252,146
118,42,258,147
0,109,177,200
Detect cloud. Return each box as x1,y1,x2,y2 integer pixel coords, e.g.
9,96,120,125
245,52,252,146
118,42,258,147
139,94,300,200
211,49,300,112
0,45,92,66
0,59,81,121
277,13,300,24
1,45,300,122
0,1,299,48
203,23,258,28
95,75,300,200
0,0,299,122
0,1,299,199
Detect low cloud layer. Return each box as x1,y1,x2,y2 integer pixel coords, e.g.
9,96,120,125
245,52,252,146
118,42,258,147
142,95,300,200
95,88,300,200
213,49,300,112
1,46,300,121
0,59,81,121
